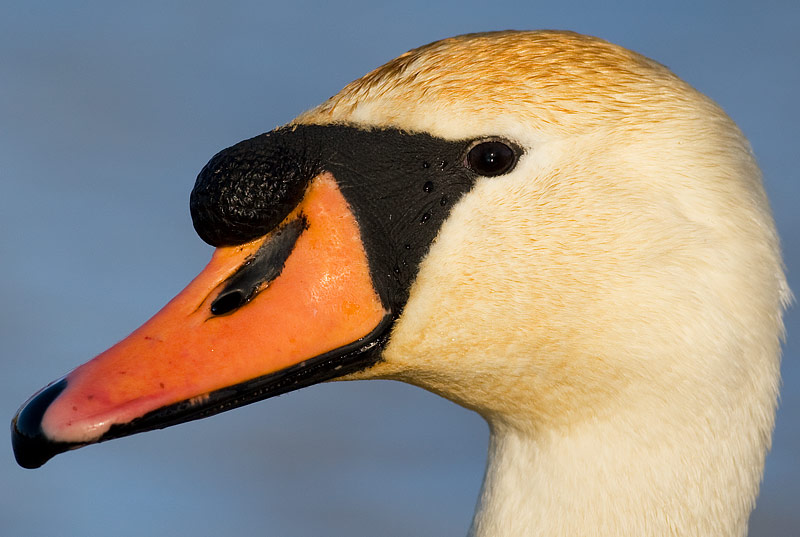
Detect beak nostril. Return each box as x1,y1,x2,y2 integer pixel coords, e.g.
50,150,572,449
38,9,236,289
209,216,308,318
211,290,247,316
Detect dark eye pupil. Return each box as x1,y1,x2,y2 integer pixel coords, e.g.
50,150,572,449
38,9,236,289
466,141,516,176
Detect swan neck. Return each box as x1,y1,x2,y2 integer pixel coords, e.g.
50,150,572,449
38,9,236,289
469,414,760,537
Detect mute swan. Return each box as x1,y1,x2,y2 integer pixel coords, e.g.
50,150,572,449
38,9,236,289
12,30,789,537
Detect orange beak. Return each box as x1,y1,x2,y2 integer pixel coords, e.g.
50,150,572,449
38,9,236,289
12,121,482,469
12,172,389,468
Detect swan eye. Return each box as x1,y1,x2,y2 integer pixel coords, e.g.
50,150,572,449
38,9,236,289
466,140,518,177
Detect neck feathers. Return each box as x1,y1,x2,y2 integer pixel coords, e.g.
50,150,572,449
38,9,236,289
470,386,775,537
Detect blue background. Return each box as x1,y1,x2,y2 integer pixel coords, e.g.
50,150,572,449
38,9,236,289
1,1,797,535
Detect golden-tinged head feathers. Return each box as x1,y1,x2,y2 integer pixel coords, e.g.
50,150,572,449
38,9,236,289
297,30,703,139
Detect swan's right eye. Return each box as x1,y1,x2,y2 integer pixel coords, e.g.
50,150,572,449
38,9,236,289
466,140,518,177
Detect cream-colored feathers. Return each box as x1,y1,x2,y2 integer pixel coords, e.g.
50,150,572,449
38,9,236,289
297,31,789,536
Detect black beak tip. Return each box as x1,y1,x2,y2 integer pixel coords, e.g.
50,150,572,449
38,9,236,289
11,378,73,469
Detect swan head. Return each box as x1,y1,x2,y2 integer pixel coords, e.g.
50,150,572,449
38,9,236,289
297,30,789,430
12,30,788,534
